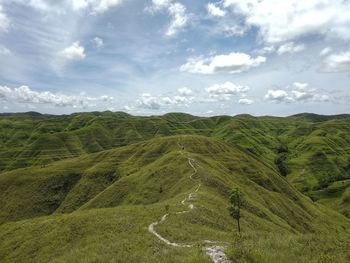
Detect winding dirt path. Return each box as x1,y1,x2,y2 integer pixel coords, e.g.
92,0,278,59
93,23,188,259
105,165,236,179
148,143,230,263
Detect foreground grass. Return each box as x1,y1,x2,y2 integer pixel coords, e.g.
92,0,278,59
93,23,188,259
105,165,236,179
0,205,212,263
225,231,350,263
0,203,348,263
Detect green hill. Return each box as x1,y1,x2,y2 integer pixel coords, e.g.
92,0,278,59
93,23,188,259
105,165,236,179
1,111,349,216
0,112,349,262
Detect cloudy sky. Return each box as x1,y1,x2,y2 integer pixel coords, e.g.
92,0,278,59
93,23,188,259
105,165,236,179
0,0,349,116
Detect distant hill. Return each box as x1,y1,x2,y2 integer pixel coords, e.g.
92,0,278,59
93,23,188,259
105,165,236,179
0,111,44,117
291,112,350,122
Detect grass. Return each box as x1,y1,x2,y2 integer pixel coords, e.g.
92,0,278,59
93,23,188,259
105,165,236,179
225,231,350,263
0,206,212,263
0,112,350,262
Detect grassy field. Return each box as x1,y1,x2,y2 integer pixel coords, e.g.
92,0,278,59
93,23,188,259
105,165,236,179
0,112,350,262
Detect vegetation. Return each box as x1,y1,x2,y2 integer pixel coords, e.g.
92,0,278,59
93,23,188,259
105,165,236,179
229,188,243,233
0,112,349,262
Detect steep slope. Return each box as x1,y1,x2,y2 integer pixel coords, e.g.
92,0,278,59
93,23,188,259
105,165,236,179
282,117,350,217
0,135,349,262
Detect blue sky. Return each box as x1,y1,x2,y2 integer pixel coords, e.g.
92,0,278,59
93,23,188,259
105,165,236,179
0,0,349,116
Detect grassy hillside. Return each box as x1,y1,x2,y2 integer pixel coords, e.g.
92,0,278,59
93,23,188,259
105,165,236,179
0,135,350,262
1,111,349,217
0,112,349,262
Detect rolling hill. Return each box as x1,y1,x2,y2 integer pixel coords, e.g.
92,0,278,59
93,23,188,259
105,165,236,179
0,112,349,262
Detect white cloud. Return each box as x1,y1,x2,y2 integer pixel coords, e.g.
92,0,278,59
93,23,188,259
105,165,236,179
320,47,332,57
71,0,90,10
92,0,124,13
315,94,330,102
293,82,309,90
166,2,188,36
178,87,192,96
264,82,330,103
148,0,171,12
207,3,226,17
204,6,247,38
61,42,86,61
173,95,188,103
135,91,195,110
180,52,266,74
277,42,305,55
24,0,124,13
224,0,350,43
163,95,190,105
100,95,114,102
0,85,111,108
256,43,305,56
264,89,291,103
256,46,275,55
291,90,314,101
206,82,249,95
136,93,161,110
0,5,9,32
147,0,189,36
206,81,249,101
92,37,104,48
320,50,350,73
0,46,10,55
238,98,254,105
161,96,173,105
123,105,135,112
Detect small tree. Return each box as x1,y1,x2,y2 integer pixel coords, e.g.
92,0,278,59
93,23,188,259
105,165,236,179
229,188,243,233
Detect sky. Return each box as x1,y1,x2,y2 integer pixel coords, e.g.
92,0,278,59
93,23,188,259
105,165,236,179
0,0,349,116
